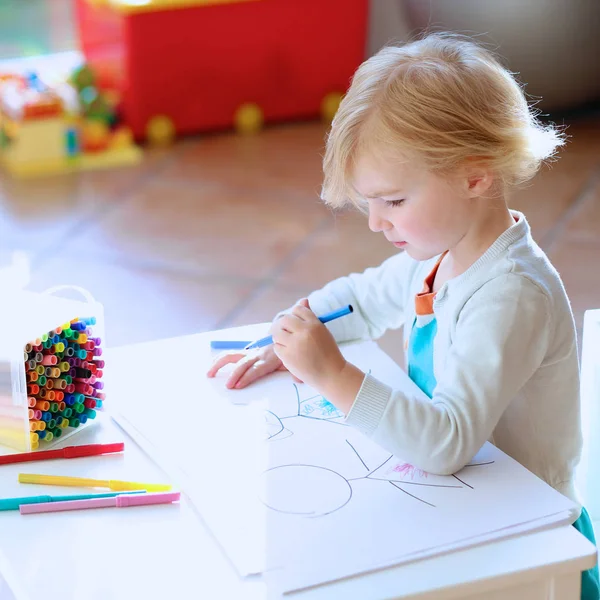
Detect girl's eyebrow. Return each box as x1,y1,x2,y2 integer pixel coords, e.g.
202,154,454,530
365,189,403,199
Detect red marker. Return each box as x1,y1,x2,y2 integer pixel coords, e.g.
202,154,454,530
0,443,124,466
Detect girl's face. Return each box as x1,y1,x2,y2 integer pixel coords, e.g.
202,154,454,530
352,153,474,261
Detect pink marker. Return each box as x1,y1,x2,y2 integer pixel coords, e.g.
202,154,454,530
20,492,180,515
115,492,180,508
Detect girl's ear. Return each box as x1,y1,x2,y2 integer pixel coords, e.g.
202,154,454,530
464,161,494,197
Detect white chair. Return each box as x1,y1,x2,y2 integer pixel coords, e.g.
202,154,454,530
577,309,600,521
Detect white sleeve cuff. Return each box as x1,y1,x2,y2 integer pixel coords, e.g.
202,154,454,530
345,373,391,435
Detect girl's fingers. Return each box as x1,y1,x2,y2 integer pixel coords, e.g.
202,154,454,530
206,352,246,377
293,305,318,322
272,328,293,346
290,304,307,321
233,360,275,389
277,313,305,333
291,299,318,323
226,355,260,389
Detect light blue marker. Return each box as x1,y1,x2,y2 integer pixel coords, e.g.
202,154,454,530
244,305,354,350
210,340,252,350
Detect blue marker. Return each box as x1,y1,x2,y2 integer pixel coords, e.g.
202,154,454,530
244,305,354,350
210,340,252,350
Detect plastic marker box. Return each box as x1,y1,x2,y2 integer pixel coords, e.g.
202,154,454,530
0,288,106,452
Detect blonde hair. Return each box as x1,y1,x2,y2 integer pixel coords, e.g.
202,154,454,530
322,33,565,208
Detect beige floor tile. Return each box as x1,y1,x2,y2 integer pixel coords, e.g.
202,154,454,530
509,168,584,243
564,176,600,241
0,175,88,253
224,284,314,329
563,118,600,163
0,151,169,255
548,237,600,331
27,256,253,346
65,179,329,279
277,209,399,289
75,146,173,196
161,122,328,197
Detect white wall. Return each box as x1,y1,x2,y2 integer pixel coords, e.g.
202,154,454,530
396,0,600,110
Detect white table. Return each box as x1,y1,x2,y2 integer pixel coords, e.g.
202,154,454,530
0,333,596,600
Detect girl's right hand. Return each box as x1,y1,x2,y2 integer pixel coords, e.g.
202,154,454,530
206,344,302,389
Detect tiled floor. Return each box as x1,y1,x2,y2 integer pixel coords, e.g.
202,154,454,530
2,117,599,364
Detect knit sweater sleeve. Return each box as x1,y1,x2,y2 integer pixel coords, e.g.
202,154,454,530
305,251,414,344
345,274,553,475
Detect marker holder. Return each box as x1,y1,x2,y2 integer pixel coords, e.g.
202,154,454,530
0,286,106,452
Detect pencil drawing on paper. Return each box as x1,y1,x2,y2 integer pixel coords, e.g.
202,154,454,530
257,464,353,517
259,384,495,514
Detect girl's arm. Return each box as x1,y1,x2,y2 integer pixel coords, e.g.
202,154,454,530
305,251,418,344
331,274,565,475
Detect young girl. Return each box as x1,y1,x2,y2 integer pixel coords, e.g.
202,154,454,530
207,33,599,598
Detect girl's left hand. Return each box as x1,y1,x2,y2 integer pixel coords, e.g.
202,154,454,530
271,299,347,390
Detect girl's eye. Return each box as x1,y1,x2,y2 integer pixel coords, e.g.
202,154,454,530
385,199,405,207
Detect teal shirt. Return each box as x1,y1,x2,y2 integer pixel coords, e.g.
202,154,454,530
407,257,440,399
408,315,437,398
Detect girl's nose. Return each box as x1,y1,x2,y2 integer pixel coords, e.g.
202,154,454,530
368,209,391,233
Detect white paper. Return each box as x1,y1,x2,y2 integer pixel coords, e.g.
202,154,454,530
109,331,577,592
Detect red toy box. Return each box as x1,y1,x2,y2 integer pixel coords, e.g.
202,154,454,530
74,0,369,141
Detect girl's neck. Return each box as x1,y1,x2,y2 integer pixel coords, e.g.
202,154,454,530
434,197,514,291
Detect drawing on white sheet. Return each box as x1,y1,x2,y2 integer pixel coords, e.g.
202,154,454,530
259,384,495,514
257,464,352,517
264,410,293,441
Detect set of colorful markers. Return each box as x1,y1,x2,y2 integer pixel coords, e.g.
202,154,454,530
23,317,105,449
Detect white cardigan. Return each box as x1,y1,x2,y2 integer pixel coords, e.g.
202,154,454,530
307,211,582,505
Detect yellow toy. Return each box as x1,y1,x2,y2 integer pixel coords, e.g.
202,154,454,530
234,103,264,135
320,92,344,123
145,115,176,147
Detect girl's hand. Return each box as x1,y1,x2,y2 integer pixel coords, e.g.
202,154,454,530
206,344,302,389
272,299,347,390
